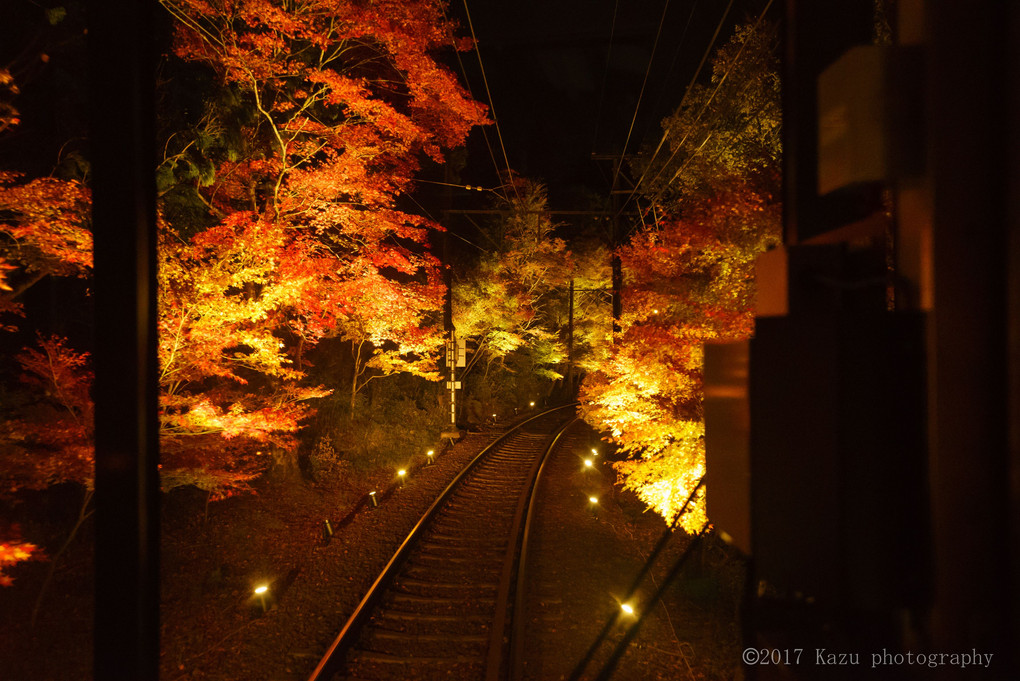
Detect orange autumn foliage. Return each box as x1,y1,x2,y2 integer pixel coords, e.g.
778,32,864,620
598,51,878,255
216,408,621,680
158,0,483,422
579,20,782,532
0,523,43,587
0,172,91,328
1,0,486,511
0,335,94,495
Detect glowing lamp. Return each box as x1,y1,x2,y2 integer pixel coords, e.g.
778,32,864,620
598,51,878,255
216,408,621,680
369,490,378,507
426,449,435,465
398,469,407,486
254,584,269,612
621,603,635,615
591,448,598,456
529,401,535,407
588,496,598,504
584,459,593,468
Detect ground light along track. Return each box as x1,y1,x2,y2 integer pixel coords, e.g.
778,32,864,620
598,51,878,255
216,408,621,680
308,405,579,681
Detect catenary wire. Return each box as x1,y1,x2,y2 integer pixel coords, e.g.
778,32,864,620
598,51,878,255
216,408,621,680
440,3,509,202
639,0,702,145
461,0,521,200
614,0,736,217
646,29,780,208
590,0,621,154
637,0,776,208
609,0,674,194
403,191,489,252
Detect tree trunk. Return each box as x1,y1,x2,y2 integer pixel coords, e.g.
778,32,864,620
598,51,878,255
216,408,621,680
350,339,362,415
31,487,94,628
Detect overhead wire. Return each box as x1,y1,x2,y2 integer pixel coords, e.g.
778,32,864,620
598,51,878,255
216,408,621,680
440,3,509,202
461,0,521,200
590,0,621,154
615,0,736,217
403,191,489,252
634,0,777,211
648,29,781,207
414,178,502,194
447,229,488,252
655,0,776,186
639,0,702,145
609,0,674,194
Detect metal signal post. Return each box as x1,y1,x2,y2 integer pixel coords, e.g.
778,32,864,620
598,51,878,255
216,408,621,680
443,334,466,439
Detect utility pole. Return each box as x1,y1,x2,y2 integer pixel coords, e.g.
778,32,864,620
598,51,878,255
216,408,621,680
592,153,628,335
566,278,574,391
611,206,622,335
440,164,463,440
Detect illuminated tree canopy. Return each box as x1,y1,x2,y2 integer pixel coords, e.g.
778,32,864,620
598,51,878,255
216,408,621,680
156,0,487,483
453,181,571,382
0,0,487,578
579,19,782,532
0,7,781,584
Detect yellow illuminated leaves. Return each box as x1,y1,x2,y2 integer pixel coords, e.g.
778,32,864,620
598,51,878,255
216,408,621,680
1,0,486,503
0,525,43,587
578,20,782,533
453,181,571,375
0,173,92,280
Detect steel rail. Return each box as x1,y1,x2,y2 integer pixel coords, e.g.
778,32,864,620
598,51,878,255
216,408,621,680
307,404,577,681
508,416,580,681
486,415,580,681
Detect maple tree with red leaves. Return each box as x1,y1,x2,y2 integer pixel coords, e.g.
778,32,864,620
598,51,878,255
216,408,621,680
0,68,19,137
578,20,781,531
152,0,485,490
0,172,91,330
0,18,94,579
0,75,93,577
0,335,92,587
0,0,486,577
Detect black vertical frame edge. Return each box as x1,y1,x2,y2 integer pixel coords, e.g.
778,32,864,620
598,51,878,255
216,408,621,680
87,0,160,678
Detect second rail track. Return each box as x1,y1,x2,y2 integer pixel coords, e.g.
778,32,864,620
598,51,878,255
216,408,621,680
308,405,580,681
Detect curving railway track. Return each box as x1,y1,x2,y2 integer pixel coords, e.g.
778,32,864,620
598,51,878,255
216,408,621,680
308,405,580,681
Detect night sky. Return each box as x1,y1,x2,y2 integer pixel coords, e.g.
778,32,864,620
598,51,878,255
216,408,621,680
441,0,772,210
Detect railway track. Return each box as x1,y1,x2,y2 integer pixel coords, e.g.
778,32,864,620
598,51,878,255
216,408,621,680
308,405,580,681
